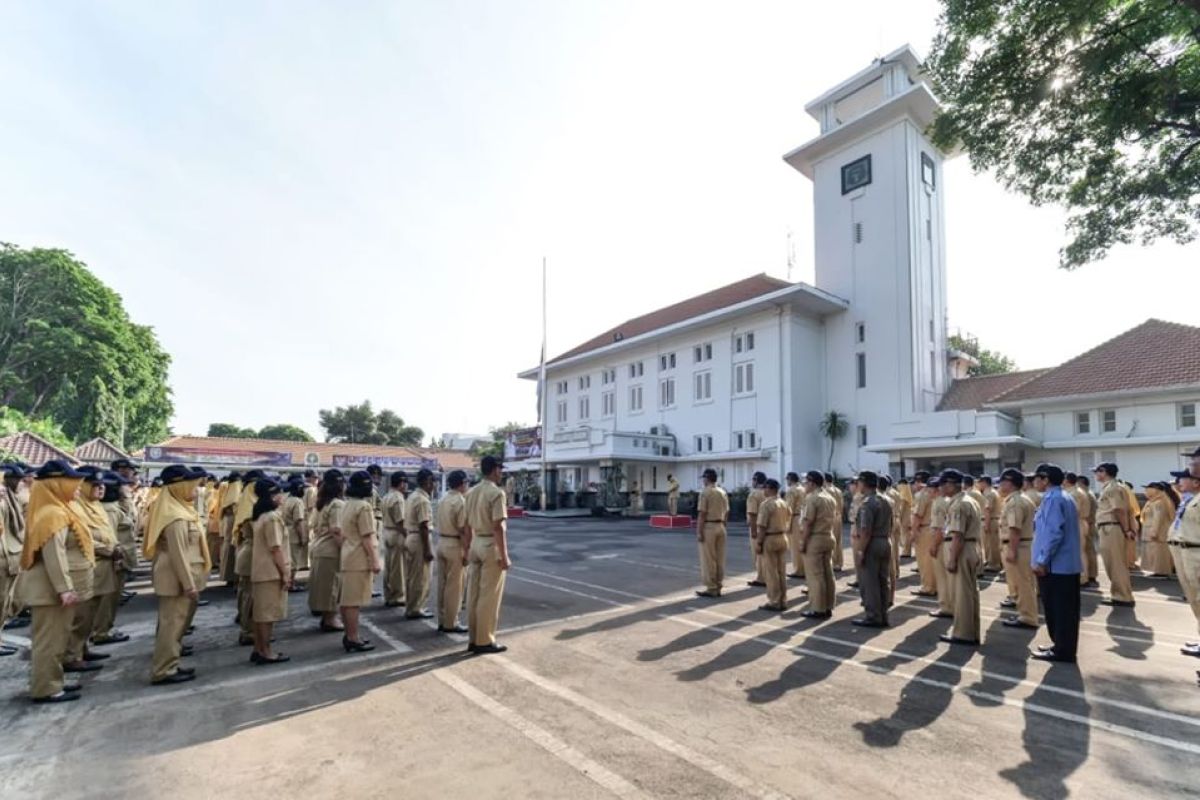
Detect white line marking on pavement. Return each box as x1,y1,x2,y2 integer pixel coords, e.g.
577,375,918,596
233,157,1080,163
434,670,653,800
419,617,468,643
496,657,793,800
508,573,634,608
666,614,1200,756
587,553,620,560
359,617,415,654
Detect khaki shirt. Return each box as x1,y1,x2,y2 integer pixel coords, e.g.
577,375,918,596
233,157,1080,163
931,495,949,532
783,485,806,516
18,529,72,605
339,497,376,571
281,495,306,545
980,488,1001,529
251,510,289,582
829,486,844,525
804,489,836,537
1096,480,1128,526
1023,488,1043,509
465,480,507,537
1071,486,1094,530
698,485,729,525
747,488,765,524
1001,492,1035,542
946,493,982,542
151,519,207,597
849,491,864,534
1177,494,1200,545
437,492,468,538
382,490,406,531
913,488,933,529
312,498,344,559
667,479,680,498
404,488,433,534
758,496,790,534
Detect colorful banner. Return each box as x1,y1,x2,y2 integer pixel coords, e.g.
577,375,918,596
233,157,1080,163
503,426,542,460
331,454,438,471
145,446,294,467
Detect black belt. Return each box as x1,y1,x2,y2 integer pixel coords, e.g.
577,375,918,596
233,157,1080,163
763,531,785,536
1170,541,1200,548
1097,522,1121,528
1000,538,1033,544
440,534,461,540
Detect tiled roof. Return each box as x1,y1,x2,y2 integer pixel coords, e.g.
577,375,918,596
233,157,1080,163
991,319,1200,404
936,369,1050,411
548,273,793,365
136,436,476,472
73,437,130,466
0,432,80,467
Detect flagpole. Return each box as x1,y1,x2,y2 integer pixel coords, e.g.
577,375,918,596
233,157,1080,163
539,256,548,510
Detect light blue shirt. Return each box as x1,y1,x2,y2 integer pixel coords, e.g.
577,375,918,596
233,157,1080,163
1033,486,1082,574
1175,492,1194,532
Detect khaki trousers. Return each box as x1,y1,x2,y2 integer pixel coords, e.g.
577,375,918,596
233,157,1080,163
0,568,17,635
466,536,507,647
667,496,678,516
1080,522,1098,582
30,603,72,698
950,542,981,641
404,532,431,615
65,596,98,663
831,524,845,571
151,594,191,681
932,538,954,613
1170,546,1200,637
699,523,726,593
92,591,119,638
915,527,937,594
382,528,406,605
802,533,835,612
983,524,1003,570
1126,536,1139,570
1099,525,1135,602
289,538,306,581
207,531,222,573
760,534,789,607
436,537,466,629
749,533,764,582
1005,541,1038,626
788,518,805,576
308,555,340,614
237,576,254,638
888,528,900,591
900,523,915,557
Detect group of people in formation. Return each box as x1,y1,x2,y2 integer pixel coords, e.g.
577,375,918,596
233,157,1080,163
0,454,514,704
691,448,1200,671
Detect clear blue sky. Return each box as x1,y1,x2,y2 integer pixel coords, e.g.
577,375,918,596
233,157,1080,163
1,1,1193,442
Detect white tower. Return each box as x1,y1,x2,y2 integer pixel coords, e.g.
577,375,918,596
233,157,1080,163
784,45,956,473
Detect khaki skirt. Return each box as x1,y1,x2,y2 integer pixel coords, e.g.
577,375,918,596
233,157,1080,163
308,556,341,614
252,580,288,623
338,569,373,608
93,557,119,596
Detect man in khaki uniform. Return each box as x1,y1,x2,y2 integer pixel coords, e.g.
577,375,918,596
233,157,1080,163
1170,465,1200,656
1068,473,1099,587
754,479,790,612
464,456,510,654
879,476,900,599
928,478,954,616
1094,462,1135,606
845,477,863,589
979,476,1003,572
784,472,807,579
666,475,680,516
435,470,470,633
1023,475,1043,509
910,472,938,597
403,469,436,619
825,473,845,571
799,470,837,618
695,468,729,598
746,472,767,587
0,465,28,656
938,469,982,646
997,469,1038,628
381,472,407,607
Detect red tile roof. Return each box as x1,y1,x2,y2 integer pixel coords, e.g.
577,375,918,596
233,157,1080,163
0,432,80,467
936,370,1050,411
548,273,793,365
137,435,476,472
991,319,1200,404
73,437,131,466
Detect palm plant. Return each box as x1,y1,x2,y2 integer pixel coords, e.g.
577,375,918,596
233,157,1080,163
818,410,849,474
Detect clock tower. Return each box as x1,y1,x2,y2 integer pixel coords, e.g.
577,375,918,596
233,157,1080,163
784,45,956,472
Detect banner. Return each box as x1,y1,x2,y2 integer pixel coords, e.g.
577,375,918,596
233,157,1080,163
146,446,293,467
503,427,542,460
331,454,438,471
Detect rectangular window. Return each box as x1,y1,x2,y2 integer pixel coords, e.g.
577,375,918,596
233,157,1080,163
629,385,643,412
556,401,568,424
706,435,713,452
921,152,936,189
747,431,757,449
657,352,676,371
855,323,865,344
1100,449,1117,464
628,362,643,379
1078,452,1095,474
841,154,872,194
857,425,868,447
659,378,676,408
735,337,742,354
694,343,713,363
556,380,568,395
693,370,712,402
1101,409,1117,433
600,368,616,386
578,375,590,390
1180,402,1197,429
578,396,590,420
734,431,744,449
856,353,867,389
1075,412,1091,435
602,391,615,417
734,362,755,395
694,435,704,453
746,332,754,351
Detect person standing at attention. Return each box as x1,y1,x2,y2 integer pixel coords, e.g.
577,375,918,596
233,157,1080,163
997,468,1038,630
937,469,983,647
403,469,436,620
249,479,290,665
799,471,837,619
1093,462,1135,607
338,471,381,653
1030,463,1082,663
754,479,790,613
464,456,510,655
435,470,470,633
784,472,807,580
852,471,892,628
694,468,729,599
381,471,407,608
746,472,767,588
666,474,680,517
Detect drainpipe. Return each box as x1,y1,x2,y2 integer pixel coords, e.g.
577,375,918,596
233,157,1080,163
777,306,786,480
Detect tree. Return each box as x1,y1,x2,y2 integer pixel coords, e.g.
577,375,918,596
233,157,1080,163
948,333,1017,376
471,422,527,459
0,244,173,448
208,423,257,438
0,406,73,451
318,401,424,446
927,0,1200,268
818,411,849,474
256,424,314,442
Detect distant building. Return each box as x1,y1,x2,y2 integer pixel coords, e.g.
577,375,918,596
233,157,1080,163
440,432,490,451
0,432,79,466
74,437,132,468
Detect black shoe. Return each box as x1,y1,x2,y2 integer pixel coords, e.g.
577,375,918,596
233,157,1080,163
32,690,81,703
939,634,979,646
1034,643,1054,653
1001,618,1039,629
63,661,103,673
928,611,953,619
472,643,508,655
342,637,375,653
151,671,196,686
758,604,786,612
910,589,937,597
237,636,254,646
847,581,859,589
250,651,291,666
405,611,435,620
90,632,130,645
176,666,196,676
786,573,804,579
121,591,136,600
1181,645,1200,658
371,591,383,598
801,610,832,619
438,625,469,634
694,590,720,598
747,580,766,587
998,598,1017,608
851,618,888,628
1099,598,1135,607
184,626,195,636
1081,579,1100,589
0,644,17,657
82,650,110,662
319,622,346,633
3,617,30,630
180,645,194,657
62,683,82,692
195,600,210,607
384,601,404,608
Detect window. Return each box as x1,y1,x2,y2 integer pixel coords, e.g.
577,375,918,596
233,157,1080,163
555,401,568,424
658,353,676,371
748,431,757,449
841,154,872,194
1180,402,1197,429
602,391,615,417
578,396,590,420
855,323,865,344
734,333,756,353
693,343,713,363
1078,451,1095,474
628,361,644,379
692,435,713,453
1100,449,1117,464
735,430,757,450
694,435,704,453
706,435,713,452
734,431,744,449
693,370,712,402
1101,409,1117,433
921,152,936,189
556,380,568,395
856,353,867,389
853,222,863,244
857,425,868,447
734,362,755,395
629,385,643,412
578,375,591,390
659,378,676,408
600,368,616,386
1075,412,1091,435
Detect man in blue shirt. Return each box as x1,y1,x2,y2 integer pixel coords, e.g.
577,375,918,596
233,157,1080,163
1030,463,1082,664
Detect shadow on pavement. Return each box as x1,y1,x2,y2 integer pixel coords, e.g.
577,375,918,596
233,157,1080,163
998,665,1090,800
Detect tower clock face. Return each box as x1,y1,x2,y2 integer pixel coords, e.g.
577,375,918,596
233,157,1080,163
841,155,872,194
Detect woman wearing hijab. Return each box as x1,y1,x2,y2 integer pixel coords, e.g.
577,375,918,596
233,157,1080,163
309,470,345,633
18,460,91,703
1141,481,1177,578
339,471,380,652
145,465,210,685
232,469,265,646
250,479,291,665
1122,480,1143,571
96,473,134,646
281,478,308,590
218,472,243,586
63,468,118,672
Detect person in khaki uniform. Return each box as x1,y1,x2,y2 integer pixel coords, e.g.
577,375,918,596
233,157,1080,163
746,472,767,587
825,473,845,572
978,476,1003,572
339,471,381,653
996,469,1038,628
110,459,142,603
0,464,29,657
1093,462,1135,606
1073,475,1099,587
1022,475,1043,509
845,477,863,588
666,475,680,516
435,470,470,633
403,469,436,619
281,479,308,589
694,468,729,598
852,471,892,628
754,479,790,612
928,479,954,617
1170,467,1200,657
784,472,807,579
381,471,407,608
145,464,209,685
464,456,510,654
231,468,266,645
879,476,900,600
250,479,291,665
799,470,837,618
308,469,345,633
938,470,982,646
19,461,91,703
64,468,116,673
1140,482,1177,577
896,479,914,558
94,472,133,645
217,473,242,586
910,472,938,597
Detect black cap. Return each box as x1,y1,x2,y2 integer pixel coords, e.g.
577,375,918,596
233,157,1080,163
879,475,892,490
160,464,195,485
702,468,718,482
448,469,467,489
999,468,1024,487
225,471,242,482
79,465,105,484
857,470,879,488
35,460,86,480
1,463,28,478
913,470,931,482
1181,446,1200,459
764,478,780,491
242,469,266,482
1170,469,1192,480
347,470,373,497
927,476,942,488
110,458,139,471
365,464,383,476
1092,462,1118,477
188,466,211,481
102,470,132,486
322,468,344,483
254,478,282,497
303,469,317,478
938,468,964,484
805,470,824,485
1034,463,1064,484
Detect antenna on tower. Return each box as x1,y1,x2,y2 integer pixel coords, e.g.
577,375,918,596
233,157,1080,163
786,229,795,282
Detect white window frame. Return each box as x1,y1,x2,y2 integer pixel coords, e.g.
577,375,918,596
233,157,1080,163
556,380,569,395
1075,411,1091,435
601,391,615,417
578,375,590,390
600,368,616,386
578,396,590,420
856,353,867,389
694,342,713,363
693,370,712,403
1179,402,1197,429
734,362,755,396
629,385,643,413
857,425,868,447
659,377,676,409
1078,451,1095,474
555,400,568,424
1100,408,1117,434
747,430,757,449
658,352,676,371
628,361,644,379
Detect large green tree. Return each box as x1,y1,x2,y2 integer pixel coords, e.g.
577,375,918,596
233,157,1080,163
318,401,423,446
0,244,173,448
948,333,1017,376
207,423,258,438
256,424,314,442
928,0,1200,268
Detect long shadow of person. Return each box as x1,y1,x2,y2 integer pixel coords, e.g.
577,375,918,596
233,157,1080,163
852,641,976,748
638,606,763,664
999,665,1090,799
964,615,1035,707
1104,607,1154,661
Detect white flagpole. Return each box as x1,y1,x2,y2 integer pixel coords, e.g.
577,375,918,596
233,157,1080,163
540,256,548,509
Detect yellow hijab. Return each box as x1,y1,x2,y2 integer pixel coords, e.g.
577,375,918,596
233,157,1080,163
73,485,116,547
22,477,93,569
144,479,212,572
220,479,242,512
231,481,258,545
897,482,914,505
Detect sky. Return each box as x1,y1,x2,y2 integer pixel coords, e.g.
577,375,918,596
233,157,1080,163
0,1,1194,444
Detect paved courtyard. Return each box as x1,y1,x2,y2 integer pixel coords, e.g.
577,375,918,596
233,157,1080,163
1,517,1198,799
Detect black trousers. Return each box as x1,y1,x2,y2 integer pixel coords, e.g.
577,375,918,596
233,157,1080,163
1037,572,1081,660
859,537,892,624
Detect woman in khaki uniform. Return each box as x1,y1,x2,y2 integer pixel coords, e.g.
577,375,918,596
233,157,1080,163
232,469,266,646
339,470,380,652
250,479,291,665
145,464,210,685
64,468,118,672
19,460,92,703
1140,482,1177,578
97,474,134,645
281,479,307,589
0,464,28,657
217,473,242,585
309,470,345,633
